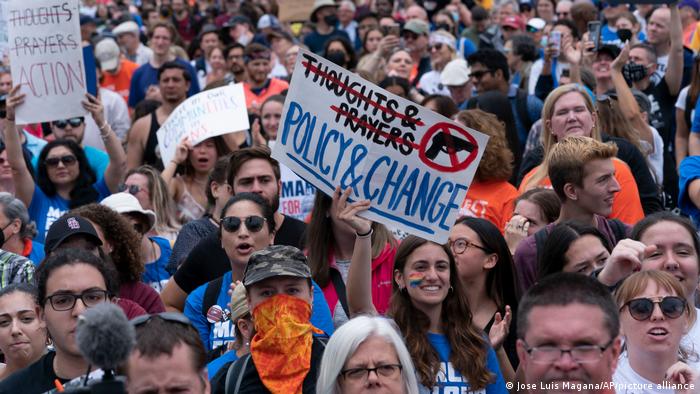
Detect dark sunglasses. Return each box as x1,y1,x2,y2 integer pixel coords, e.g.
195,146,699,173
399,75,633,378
45,155,77,167
131,312,193,327
429,43,444,51
622,296,686,321
469,70,492,80
402,32,419,40
53,117,84,129
119,184,141,195
221,215,266,233
526,25,539,33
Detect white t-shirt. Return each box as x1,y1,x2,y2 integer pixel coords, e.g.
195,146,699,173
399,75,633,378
680,307,700,369
418,70,450,96
528,58,569,95
650,54,669,87
613,354,674,394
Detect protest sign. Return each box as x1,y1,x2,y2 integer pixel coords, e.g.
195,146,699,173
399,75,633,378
278,0,314,22
7,0,88,124
272,49,489,243
0,1,8,60
156,83,249,166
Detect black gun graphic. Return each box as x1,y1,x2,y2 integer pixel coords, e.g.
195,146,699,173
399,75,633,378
425,133,475,160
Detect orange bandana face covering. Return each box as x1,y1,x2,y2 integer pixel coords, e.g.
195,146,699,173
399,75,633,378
250,294,323,394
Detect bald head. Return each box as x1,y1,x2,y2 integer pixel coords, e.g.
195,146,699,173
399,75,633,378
647,8,671,47
405,5,428,22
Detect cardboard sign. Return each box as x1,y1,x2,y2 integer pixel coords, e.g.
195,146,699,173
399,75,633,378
8,0,88,124
278,0,314,22
156,83,249,166
272,49,489,243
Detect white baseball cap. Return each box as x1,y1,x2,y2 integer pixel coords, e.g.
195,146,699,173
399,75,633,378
95,38,121,72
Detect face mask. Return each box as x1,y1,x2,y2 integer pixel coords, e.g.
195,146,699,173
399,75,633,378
0,221,13,248
250,294,322,394
237,34,251,46
622,62,647,83
324,14,339,27
326,50,347,67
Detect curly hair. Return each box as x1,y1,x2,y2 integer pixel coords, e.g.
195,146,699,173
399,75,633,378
71,204,144,283
455,109,513,181
37,139,98,208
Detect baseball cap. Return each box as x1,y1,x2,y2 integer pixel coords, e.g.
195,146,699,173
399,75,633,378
198,24,219,40
225,15,252,28
95,38,121,72
80,14,97,26
101,193,157,233
257,14,280,30
501,16,523,30
526,17,546,32
112,21,140,36
402,19,430,36
630,89,651,114
680,0,700,13
45,215,103,254
597,44,620,60
243,245,312,287
441,59,471,86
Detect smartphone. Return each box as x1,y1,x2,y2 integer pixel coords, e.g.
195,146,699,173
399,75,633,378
588,21,602,52
382,23,400,37
617,28,632,43
550,30,561,58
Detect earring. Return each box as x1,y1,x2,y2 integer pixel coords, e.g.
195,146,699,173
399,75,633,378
449,286,454,293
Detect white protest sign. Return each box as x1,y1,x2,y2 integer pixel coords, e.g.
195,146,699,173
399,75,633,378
157,83,249,166
8,0,87,124
272,49,489,243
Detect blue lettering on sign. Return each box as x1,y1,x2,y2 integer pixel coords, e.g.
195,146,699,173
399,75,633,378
280,100,466,235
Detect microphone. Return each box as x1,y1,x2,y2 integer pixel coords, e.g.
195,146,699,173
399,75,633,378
70,302,135,394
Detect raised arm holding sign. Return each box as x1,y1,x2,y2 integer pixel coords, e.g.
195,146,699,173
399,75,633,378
7,0,87,124
272,49,489,243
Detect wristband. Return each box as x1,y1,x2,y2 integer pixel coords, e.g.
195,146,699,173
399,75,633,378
356,228,373,238
98,121,108,130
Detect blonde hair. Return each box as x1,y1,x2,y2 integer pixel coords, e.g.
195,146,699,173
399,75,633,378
126,166,182,234
523,84,602,190
547,136,618,200
455,110,513,181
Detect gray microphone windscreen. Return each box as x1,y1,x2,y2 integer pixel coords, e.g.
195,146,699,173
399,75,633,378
75,303,136,371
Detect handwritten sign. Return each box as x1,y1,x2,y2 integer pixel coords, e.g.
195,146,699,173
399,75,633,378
278,0,314,22
8,0,87,124
156,83,249,166
272,49,489,243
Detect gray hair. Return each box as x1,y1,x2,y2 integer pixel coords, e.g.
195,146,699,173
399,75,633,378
339,0,356,13
493,0,520,15
316,316,419,394
0,192,36,239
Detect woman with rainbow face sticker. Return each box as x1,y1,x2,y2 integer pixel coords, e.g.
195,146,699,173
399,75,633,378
338,187,509,394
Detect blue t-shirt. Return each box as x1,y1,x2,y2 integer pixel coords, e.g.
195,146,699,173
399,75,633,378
28,240,45,266
184,271,334,351
600,25,646,47
31,146,108,181
144,236,172,292
29,178,111,244
207,350,239,380
679,156,700,228
128,58,200,108
427,333,508,394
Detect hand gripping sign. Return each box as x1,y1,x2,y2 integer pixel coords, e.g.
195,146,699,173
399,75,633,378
271,49,489,243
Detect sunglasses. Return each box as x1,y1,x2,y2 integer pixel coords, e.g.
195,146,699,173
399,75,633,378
469,70,492,80
526,25,539,33
429,43,444,51
53,117,84,129
221,215,266,233
131,312,193,327
622,296,686,321
119,184,142,195
45,155,77,167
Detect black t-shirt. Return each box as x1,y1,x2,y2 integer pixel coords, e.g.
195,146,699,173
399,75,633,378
0,351,67,394
174,215,308,294
211,337,326,394
644,78,676,148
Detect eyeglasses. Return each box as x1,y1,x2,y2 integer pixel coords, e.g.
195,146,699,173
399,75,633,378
119,184,142,195
621,296,687,321
131,312,193,327
449,238,488,255
557,12,569,18
523,339,614,364
45,155,77,167
469,70,492,80
402,32,419,40
52,117,84,129
45,289,109,311
221,215,266,233
429,43,444,51
341,364,402,381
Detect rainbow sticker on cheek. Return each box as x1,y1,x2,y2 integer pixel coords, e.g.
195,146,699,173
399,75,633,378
408,273,424,288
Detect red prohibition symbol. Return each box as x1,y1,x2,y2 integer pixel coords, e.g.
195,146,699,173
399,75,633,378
418,122,479,173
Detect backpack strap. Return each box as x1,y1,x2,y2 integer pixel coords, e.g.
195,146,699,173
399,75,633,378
225,354,252,394
329,268,350,317
202,275,225,317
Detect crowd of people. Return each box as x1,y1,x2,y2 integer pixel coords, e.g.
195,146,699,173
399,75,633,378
1,0,700,393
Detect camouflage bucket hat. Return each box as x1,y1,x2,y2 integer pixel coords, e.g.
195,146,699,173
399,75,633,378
243,245,311,287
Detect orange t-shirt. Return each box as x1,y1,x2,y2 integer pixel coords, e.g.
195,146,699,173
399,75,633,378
459,180,519,233
101,59,139,104
519,158,643,225
243,78,289,111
